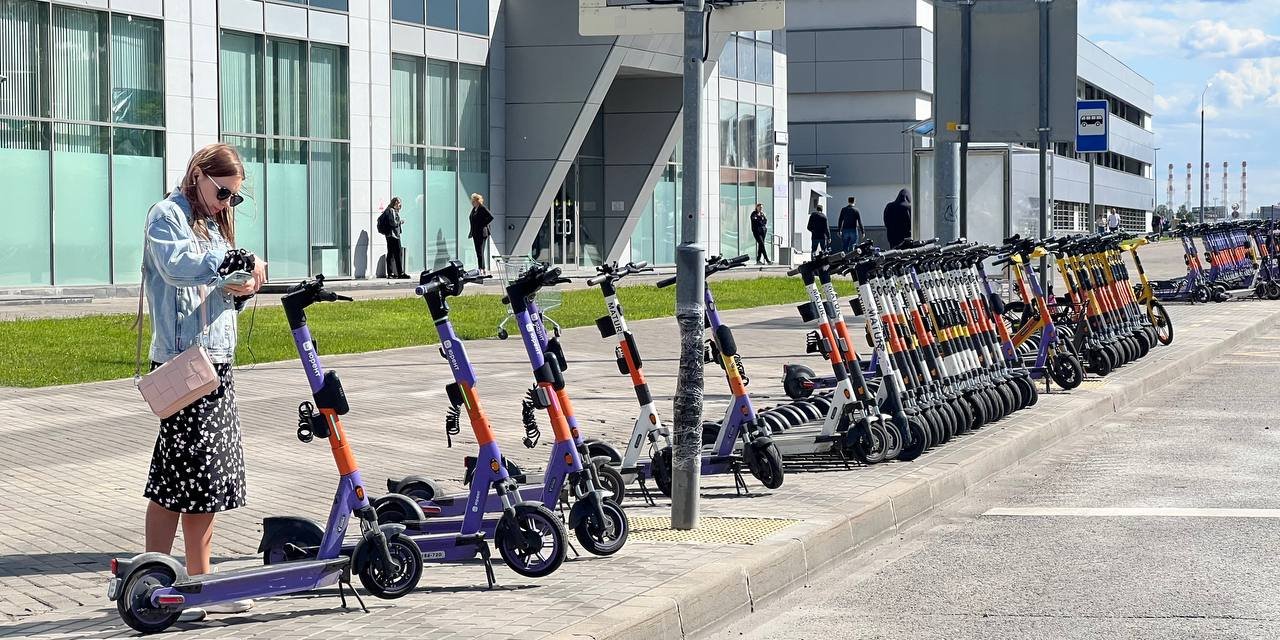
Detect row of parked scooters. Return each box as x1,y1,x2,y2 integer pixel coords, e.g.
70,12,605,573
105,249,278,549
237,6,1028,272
108,231,1177,633
1152,219,1280,303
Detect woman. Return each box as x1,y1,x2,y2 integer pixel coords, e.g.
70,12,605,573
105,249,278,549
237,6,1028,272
468,193,493,274
884,189,913,249
141,143,266,623
378,197,407,279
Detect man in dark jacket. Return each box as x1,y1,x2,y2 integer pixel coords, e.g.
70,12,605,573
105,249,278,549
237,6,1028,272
377,197,407,278
884,189,912,249
807,204,829,254
837,196,864,251
750,203,771,265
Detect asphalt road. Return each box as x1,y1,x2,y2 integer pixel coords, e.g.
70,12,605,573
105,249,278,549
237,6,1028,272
712,332,1280,640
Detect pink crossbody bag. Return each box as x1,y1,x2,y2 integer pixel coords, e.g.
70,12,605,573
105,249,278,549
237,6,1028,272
134,232,220,419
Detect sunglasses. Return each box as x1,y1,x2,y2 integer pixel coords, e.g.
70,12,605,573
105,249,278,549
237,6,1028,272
207,175,244,208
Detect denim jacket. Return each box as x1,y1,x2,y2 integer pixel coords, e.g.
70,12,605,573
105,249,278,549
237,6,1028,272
143,191,239,364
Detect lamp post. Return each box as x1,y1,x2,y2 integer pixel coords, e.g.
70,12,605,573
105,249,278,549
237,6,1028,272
1200,81,1212,224
1153,147,1161,232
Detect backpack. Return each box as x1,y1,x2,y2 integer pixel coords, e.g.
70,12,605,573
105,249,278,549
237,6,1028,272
377,210,392,235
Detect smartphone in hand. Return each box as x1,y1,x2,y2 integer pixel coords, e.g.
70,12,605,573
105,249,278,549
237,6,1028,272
221,271,254,287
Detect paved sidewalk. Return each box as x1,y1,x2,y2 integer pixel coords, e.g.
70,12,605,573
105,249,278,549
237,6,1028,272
0,293,1274,639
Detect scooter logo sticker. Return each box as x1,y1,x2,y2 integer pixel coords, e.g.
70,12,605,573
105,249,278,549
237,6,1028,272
354,486,365,500
489,458,501,473
564,453,574,464
302,341,314,352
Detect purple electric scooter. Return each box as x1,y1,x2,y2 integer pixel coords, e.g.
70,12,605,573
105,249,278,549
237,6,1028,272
108,276,424,634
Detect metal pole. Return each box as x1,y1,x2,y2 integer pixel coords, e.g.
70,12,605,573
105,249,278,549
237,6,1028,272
1037,0,1051,280
1199,100,1205,224
1088,154,1095,231
935,141,961,243
672,0,707,531
958,0,973,239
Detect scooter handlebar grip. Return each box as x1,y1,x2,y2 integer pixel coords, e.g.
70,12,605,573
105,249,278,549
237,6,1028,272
587,275,607,287
656,275,677,289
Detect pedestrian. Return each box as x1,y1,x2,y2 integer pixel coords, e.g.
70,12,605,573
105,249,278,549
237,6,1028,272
1163,216,1172,234
750,203,772,265
838,196,865,251
1107,208,1121,232
807,203,829,254
468,193,494,274
377,197,407,279
884,189,913,249
1152,212,1162,235
1095,212,1106,234
138,143,265,623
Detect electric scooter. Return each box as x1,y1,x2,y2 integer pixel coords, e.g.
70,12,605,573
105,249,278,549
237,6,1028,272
109,276,425,634
375,262,620,560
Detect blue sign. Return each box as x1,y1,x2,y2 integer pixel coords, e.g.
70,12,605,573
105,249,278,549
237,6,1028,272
1076,99,1110,153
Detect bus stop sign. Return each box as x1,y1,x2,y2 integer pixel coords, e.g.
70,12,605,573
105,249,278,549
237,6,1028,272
1076,99,1110,153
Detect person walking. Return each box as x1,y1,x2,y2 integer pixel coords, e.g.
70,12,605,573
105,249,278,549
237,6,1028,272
139,143,266,623
884,189,913,249
377,197,407,279
838,196,865,251
468,193,493,274
1107,208,1121,232
1095,212,1107,234
750,203,772,265
807,203,830,254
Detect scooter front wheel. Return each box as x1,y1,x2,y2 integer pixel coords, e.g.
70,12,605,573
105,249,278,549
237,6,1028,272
897,415,929,462
745,440,785,489
117,563,181,634
1048,354,1084,390
496,504,569,578
574,499,629,556
651,447,674,498
1267,282,1280,300
357,533,423,599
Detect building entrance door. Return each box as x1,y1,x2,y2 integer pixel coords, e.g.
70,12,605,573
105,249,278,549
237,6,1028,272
534,163,581,267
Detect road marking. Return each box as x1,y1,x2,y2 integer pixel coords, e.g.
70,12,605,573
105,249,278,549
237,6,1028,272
983,507,1280,519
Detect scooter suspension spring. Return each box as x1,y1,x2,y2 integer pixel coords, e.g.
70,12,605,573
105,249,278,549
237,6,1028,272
522,387,542,448
444,405,461,448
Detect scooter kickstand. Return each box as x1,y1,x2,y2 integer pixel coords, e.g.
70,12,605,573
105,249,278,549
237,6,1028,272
730,460,751,496
637,471,656,507
337,575,369,613
478,540,498,590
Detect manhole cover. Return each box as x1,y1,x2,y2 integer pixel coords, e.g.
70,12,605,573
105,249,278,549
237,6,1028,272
625,516,800,545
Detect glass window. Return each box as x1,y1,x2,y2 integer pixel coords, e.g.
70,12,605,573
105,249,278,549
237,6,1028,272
756,171,774,256
51,6,109,123
738,102,756,169
577,156,604,267
458,150,490,266
309,43,347,139
458,63,487,150
427,148,458,269
0,118,51,286
654,165,677,265
220,31,263,135
718,100,737,168
719,168,739,257
738,170,757,259
392,0,425,23
310,140,349,276
393,146,426,272
53,123,110,285
755,30,772,43
309,0,348,10
757,105,773,170
0,0,49,119
266,138,309,280
392,56,424,145
111,15,164,126
736,35,754,83
266,38,305,137
224,135,266,258
459,0,488,35
111,128,165,283
427,0,457,30
755,41,772,84
718,36,736,80
428,60,456,147
631,198,655,265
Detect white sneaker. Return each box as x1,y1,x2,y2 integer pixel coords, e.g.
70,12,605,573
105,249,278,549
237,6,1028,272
205,599,254,614
178,608,207,623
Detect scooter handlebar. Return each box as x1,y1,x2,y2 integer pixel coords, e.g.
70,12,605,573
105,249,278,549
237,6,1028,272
656,275,677,289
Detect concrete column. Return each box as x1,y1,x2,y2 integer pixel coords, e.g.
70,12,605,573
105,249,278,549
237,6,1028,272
933,140,961,243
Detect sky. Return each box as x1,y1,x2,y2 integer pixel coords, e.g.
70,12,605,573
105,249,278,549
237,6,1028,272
1077,0,1280,212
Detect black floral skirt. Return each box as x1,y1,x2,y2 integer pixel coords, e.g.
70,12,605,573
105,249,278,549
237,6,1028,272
143,363,247,514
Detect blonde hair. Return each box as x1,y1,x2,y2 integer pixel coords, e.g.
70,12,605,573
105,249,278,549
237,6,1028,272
471,193,484,206
180,143,245,246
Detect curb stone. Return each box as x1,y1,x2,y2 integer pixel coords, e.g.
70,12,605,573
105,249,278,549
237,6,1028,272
550,306,1280,640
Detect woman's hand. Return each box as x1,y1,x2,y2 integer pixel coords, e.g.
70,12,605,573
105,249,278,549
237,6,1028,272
223,256,267,297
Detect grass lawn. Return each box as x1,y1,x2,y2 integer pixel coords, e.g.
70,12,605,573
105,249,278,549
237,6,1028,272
0,276,853,388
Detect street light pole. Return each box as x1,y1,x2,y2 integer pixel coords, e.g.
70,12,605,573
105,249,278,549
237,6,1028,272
1200,81,1212,224
1153,146,1160,230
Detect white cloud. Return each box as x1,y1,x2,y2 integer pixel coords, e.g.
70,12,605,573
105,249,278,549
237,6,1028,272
1181,20,1280,58
1211,58,1280,108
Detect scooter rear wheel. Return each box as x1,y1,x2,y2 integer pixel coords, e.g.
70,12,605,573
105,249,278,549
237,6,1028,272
1267,282,1280,300
574,500,629,556
1086,348,1113,376
651,447,673,497
593,459,627,505
783,365,817,399
951,398,974,435
357,533,424,599
964,392,988,430
496,504,569,578
745,440,785,489
1019,375,1040,407
117,564,181,634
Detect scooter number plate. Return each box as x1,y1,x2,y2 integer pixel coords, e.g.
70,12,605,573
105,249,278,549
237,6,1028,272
106,578,121,600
